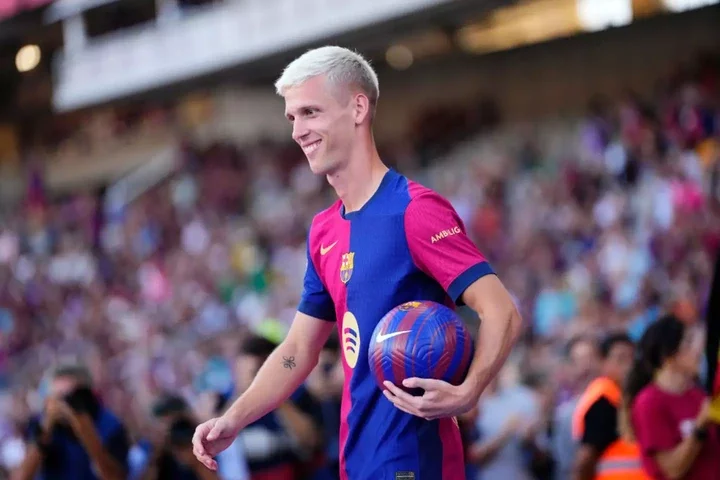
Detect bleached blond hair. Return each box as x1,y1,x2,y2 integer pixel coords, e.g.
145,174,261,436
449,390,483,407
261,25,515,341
274,46,379,118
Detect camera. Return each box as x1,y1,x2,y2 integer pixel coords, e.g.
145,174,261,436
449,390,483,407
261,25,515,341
63,386,100,417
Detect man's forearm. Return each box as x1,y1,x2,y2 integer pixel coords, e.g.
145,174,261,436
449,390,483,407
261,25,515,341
72,416,125,480
12,444,42,480
225,340,319,428
464,308,522,398
572,446,599,480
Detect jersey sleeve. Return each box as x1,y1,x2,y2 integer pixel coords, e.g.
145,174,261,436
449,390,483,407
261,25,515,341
404,190,494,304
297,236,336,322
580,397,619,454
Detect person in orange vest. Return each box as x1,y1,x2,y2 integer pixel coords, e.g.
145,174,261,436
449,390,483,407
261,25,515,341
571,333,649,480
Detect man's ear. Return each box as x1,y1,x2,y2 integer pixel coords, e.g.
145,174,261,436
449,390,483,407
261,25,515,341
353,93,371,125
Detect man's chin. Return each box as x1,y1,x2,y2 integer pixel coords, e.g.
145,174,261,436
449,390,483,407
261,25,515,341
308,158,332,176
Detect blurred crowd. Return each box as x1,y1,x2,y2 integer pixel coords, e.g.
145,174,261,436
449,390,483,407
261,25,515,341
0,52,718,479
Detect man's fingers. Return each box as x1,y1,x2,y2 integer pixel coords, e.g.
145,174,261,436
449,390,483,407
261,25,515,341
383,389,427,418
206,422,221,442
402,377,446,391
383,381,418,404
192,427,207,453
201,457,218,471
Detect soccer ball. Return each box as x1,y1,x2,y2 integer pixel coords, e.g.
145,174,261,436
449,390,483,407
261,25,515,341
368,300,475,393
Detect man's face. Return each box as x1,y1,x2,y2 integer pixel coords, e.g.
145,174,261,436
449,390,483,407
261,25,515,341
283,75,358,175
49,375,79,399
568,340,599,385
604,342,635,385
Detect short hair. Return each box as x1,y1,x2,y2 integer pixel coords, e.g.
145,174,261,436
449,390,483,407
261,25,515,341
48,363,93,387
151,394,189,418
274,46,379,115
564,334,596,359
600,333,634,359
239,334,278,359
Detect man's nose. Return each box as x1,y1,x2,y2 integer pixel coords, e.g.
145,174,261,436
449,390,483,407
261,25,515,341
292,120,309,142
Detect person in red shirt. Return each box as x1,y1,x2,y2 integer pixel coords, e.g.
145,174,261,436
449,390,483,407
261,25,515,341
624,314,720,479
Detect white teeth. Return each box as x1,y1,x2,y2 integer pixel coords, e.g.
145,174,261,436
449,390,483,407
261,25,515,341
303,141,321,155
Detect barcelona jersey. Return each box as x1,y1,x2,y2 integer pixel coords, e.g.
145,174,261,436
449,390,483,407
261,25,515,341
298,168,494,480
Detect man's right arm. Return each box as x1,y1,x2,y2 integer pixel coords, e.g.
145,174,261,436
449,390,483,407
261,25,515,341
223,312,335,430
13,444,43,480
194,230,336,471
572,398,618,480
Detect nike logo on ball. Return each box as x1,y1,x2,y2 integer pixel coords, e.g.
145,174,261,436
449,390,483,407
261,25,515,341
376,330,412,342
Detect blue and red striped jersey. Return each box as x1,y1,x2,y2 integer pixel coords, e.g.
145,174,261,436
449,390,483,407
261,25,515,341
298,168,494,480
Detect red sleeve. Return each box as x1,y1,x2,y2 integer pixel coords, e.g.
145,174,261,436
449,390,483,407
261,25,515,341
404,189,494,304
632,389,680,455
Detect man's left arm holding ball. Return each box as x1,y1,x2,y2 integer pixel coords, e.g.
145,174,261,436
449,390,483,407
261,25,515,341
384,189,523,420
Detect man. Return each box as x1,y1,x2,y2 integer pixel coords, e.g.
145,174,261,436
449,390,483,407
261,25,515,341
136,395,222,480
571,334,647,480
304,334,344,480
470,366,546,480
193,46,522,480
15,363,129,480
233,334,324,480
553,336,600,480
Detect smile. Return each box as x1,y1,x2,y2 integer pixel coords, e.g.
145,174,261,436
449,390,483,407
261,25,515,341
302,140,322,156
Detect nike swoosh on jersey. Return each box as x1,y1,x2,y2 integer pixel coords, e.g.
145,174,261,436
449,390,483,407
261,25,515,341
376,330,412,343
320,241,338,255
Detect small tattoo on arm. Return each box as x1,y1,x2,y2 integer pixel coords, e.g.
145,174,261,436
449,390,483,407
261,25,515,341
283,356,296,370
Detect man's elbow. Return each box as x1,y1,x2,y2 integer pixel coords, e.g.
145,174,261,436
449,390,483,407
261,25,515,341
508,304,523,343
488,297,523,344
464,277,524,341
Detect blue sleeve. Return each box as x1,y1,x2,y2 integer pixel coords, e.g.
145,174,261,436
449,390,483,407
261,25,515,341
105,424,130,472
297,241,336,322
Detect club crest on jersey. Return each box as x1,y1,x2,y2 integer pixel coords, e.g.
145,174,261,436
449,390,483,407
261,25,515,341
340,252,355,284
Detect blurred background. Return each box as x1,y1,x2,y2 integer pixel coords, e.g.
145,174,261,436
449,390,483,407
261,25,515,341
0,0,718,479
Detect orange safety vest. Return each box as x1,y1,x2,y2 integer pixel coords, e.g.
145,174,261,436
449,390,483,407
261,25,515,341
572,376,650,480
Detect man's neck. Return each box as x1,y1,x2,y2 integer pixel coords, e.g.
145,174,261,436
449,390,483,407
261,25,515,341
327,143,388,214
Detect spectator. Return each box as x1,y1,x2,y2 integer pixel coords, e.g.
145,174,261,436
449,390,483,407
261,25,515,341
304,334,343,480
552,336,600,480
625,315,720,479
472,364,543,480
14,363,129,480
234,335,324,480
571,334,644,480
132,394,223,480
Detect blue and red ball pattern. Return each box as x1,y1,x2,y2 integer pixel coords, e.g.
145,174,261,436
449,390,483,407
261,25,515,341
368,300,475,391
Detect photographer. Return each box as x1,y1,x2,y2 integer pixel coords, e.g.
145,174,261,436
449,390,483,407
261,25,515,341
13,364,129,480
304,334,343,480
234,334,324,480
139,395,220,480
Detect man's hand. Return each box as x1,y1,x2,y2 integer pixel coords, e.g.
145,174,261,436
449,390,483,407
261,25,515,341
382,378,475,420
42,397,76,432
192,416,239,471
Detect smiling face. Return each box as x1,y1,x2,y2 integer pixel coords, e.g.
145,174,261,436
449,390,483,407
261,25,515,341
283,75,365,175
